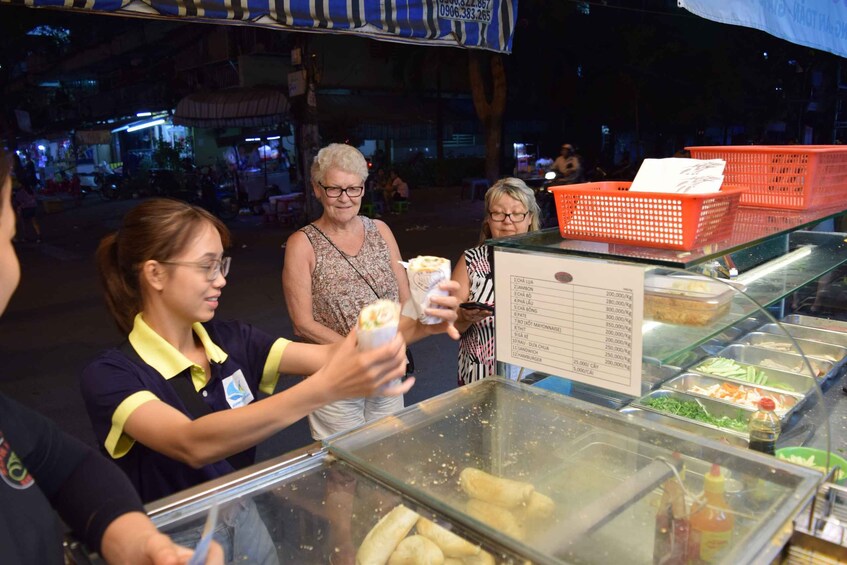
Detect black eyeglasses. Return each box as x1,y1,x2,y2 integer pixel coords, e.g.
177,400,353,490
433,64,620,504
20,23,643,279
318,182,364,198
159,256,231,281
488,211,529,222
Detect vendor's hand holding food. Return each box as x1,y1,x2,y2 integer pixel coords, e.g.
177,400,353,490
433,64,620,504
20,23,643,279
403,257,461,341
316,327,411,400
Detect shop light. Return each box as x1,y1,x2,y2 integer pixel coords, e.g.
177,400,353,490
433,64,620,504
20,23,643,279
244,137,261,142
38,145,46,151
127,119,166,133
735,246,814,285
136,111,152,117
267,135,281,140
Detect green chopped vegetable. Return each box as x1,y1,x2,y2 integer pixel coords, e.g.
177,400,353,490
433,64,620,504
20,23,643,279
641,396,748,432
695,357,769,386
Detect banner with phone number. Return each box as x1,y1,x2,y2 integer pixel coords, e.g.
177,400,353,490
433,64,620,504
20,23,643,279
437,0,493,24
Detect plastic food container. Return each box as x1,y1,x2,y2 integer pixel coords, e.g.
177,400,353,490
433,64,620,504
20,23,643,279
643,274,736,326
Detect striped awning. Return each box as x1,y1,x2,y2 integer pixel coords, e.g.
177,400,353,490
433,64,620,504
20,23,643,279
174,87,289,127
3,0,518,53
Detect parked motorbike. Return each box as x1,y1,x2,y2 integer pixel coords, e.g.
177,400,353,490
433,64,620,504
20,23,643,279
535,170,570,229
197,167,239,221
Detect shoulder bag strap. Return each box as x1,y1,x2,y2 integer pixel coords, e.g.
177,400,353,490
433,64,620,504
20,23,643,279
307,224,415,375
308,223,381,299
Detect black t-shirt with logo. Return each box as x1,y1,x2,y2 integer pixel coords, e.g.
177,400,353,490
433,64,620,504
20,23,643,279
0,393,144,564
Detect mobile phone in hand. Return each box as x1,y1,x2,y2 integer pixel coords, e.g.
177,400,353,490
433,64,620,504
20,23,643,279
460,301,494,313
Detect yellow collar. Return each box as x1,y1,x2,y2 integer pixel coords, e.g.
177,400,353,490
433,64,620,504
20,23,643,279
127,314,228,380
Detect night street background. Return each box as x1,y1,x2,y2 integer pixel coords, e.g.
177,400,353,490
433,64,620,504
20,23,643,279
0,190,481,459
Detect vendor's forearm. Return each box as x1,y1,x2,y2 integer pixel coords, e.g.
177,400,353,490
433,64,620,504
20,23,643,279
178,382,331,467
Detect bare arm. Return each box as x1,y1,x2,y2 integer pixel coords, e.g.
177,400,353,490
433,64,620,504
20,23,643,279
123,332,410,468
374,220,411,304
101,512,223,565
282,230,345,344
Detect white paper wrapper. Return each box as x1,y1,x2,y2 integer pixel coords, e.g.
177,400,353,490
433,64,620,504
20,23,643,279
405,256,451,325
357,299,401,352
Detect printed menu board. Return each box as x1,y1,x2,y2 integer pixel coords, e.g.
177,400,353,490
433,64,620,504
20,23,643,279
494,249,644,396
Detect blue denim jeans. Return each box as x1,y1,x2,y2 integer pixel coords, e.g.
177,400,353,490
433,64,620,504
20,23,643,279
170,499,279,565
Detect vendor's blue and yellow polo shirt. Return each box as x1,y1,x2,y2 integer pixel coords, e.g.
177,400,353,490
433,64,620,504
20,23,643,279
80,314,289,503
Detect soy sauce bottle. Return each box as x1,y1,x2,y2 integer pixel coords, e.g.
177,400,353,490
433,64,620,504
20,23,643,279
748,397,780,455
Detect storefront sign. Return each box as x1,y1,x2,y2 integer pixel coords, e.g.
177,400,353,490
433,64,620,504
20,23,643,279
494,249,644,396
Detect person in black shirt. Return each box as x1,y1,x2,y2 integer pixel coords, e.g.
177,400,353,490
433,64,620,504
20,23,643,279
0,147,222,564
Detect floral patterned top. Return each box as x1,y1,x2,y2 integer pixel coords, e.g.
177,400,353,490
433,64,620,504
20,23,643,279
300,217,400,337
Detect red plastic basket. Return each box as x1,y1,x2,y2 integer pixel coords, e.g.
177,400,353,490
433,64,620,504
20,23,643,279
550,182,745,251
686,145,847,210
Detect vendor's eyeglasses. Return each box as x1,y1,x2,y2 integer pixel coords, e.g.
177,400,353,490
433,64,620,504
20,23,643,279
319,182,364,198
488,211,529,222
159,256,231,281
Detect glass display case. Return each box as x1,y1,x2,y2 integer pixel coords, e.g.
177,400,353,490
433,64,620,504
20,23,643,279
489,204,847,478
139,206,847,565
147,379,821,565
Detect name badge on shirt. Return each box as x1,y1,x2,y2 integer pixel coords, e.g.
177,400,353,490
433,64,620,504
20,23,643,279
222,370,254,408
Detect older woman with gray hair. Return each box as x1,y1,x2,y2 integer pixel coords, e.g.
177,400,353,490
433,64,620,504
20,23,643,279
451,177,540,386
282,143,459,439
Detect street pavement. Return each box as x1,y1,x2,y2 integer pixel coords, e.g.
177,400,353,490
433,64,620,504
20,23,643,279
0,187,485,460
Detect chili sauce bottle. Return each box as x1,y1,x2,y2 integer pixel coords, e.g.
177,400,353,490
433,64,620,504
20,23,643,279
687,463,735,563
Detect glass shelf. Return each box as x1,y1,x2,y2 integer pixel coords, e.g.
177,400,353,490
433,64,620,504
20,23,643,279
643,231,847,363
492,204,847,269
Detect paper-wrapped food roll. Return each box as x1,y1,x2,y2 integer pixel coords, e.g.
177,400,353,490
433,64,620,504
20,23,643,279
405,256,451,325
358,299,401,351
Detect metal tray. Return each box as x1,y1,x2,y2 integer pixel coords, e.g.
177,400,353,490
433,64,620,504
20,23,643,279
631,389,751,441
782,314,847,335
760,322,847,349
717,343,833,381
661,372,804,423
691,355,817,397
620,406,750,448
737,332,847,364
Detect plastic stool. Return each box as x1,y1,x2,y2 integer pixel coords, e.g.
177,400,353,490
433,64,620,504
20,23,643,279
361,202,376,218
392,200,410,214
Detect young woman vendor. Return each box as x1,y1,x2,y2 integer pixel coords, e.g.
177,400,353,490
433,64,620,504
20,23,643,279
79,198,458,562
0,149,221,564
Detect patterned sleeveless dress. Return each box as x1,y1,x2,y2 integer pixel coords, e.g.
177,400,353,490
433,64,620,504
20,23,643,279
457,246,496,386
299,217,402,439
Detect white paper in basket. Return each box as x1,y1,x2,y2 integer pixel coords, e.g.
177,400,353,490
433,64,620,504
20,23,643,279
629,157,725,194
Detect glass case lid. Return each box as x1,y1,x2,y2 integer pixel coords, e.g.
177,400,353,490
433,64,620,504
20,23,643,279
327,378,821,565
148,452,524,565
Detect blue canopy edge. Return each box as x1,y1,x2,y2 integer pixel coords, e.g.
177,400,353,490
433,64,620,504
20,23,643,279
1,0,518,53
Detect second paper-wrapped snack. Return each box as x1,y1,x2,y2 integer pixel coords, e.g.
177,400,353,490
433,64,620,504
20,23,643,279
357,299,401,351
405,256,451,325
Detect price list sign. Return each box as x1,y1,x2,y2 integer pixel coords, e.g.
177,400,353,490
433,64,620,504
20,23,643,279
494,249,644,396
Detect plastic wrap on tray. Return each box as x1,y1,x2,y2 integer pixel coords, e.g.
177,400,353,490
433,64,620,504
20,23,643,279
643,274,736,326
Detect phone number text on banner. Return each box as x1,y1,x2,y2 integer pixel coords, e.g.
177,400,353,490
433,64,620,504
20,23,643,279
437,0,493,24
